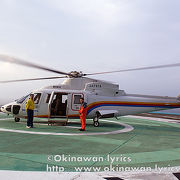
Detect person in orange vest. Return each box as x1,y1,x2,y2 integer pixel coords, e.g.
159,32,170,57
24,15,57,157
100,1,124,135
26,94,35,128
79,97,87,131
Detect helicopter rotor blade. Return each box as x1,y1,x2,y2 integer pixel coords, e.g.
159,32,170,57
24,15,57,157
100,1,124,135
0,76,67,83
84,63,180,76
0,54,70,76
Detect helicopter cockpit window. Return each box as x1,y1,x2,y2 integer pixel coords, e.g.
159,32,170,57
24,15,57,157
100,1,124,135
73,95,82,104
16,94,30,104
33,93,41,104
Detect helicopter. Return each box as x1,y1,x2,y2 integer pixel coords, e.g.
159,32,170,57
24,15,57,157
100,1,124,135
1,54,180,127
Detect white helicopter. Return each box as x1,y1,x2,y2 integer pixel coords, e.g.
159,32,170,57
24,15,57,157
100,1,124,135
1,54,180,127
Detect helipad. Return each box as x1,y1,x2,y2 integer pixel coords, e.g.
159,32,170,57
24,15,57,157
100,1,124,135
0,113,179,179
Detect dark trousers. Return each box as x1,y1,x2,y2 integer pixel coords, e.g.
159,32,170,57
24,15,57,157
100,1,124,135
27,109,34,127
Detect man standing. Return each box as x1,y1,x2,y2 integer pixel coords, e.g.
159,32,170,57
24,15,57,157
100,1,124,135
26,94,35,128
79,97,87,131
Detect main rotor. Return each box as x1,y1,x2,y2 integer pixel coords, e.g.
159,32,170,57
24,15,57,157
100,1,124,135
1,54,180,83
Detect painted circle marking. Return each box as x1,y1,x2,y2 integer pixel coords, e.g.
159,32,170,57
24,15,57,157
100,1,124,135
0,119,134,136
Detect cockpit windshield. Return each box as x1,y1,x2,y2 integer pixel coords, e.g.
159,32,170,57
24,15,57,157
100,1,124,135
15,94,30,104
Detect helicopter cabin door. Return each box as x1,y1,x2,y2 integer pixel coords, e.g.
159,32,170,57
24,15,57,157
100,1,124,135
48,92,68,118
70,93,85,117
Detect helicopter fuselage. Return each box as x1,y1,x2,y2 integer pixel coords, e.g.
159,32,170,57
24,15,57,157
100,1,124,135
1,87,180,121
1,78,180,126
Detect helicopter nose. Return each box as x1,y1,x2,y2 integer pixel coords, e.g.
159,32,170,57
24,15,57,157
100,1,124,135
1,105,7,113
0,106,5,112
1,104,12,113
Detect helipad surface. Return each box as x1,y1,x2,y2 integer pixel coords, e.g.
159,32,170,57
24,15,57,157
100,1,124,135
0,113,179,177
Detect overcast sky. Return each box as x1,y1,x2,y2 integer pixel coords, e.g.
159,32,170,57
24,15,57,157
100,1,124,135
0,0,180,104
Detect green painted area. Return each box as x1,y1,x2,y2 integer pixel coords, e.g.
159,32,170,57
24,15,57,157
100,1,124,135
0,113,179,172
